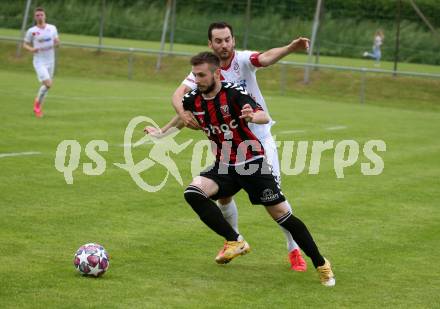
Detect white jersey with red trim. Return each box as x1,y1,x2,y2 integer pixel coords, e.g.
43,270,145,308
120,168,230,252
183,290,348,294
183,50,272,139
24,24,58,64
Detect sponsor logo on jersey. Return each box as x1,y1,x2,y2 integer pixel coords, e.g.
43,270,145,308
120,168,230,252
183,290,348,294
203,119,238,137
260,188,280,203
228,80,247,89
192,111,205,116
233,61,240,72
192,111,205,124
220,105,230,117
38,37,52,43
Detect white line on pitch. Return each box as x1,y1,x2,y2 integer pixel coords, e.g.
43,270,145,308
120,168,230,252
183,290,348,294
277,129,307,134
49,94,167,101
325,126,347,131
0,89,167,102
0,151,41,158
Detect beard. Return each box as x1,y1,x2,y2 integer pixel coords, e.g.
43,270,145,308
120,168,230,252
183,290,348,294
200,77,216,94
218,49,232,60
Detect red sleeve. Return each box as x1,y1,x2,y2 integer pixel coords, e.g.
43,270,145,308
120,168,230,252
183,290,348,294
249,52,263,68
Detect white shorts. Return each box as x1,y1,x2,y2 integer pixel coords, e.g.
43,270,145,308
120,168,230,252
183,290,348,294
33,62,54,82
260,135,281,184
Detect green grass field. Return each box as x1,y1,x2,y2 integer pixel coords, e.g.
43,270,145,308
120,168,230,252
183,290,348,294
0,36,440,308
2,27,440,74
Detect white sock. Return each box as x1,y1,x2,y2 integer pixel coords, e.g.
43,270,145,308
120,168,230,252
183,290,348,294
37,85,49,105
217,199,239,233
280,201,300,253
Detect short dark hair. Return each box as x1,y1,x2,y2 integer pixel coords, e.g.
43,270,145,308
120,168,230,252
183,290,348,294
208,22,234,40
190,52,220,71
35,7,45,13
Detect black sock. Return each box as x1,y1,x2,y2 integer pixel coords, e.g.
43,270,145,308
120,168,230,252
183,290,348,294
184,185,239,241
276,211,325,268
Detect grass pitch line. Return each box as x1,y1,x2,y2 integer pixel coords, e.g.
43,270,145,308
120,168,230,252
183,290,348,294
0,151,41,158
324,126,347,131
48,94,167,102
0,89,167,102
277,126,346,135
277,129,307,134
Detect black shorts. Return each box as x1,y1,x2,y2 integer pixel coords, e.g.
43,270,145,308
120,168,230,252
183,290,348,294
200,158,286,206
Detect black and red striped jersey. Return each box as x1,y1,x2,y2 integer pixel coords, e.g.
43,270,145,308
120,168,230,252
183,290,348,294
182,82,265,166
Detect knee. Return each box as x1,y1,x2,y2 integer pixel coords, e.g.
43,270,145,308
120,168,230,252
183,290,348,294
43,80,52,88
184,185,207,204
184,185,210,216
218,196,232,205
266,202,290,220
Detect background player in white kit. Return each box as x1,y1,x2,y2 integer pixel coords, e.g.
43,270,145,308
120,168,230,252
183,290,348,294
23,7,59,118
146,22,310,271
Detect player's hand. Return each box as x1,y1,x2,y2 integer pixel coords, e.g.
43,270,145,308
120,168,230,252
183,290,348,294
143,126,162,137
31,47,39,53
239,104,254,122
288,37,310,52
180,111,200,129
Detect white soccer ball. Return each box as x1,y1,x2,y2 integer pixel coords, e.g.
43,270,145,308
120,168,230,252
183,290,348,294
73,243,109,277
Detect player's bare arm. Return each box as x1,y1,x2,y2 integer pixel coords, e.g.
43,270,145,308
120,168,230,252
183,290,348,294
162,115,185,132
143,114,185,137
172,84,200,129
23,42,38,53
148,81,200,137
257,37,310,67
144,126,160,137
239,104,269,124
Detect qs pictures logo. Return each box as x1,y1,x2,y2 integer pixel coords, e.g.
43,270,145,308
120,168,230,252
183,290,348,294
55,116,387,192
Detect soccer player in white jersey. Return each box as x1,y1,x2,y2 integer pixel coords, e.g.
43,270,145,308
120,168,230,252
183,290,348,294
23,7,59,118
146,22,310,271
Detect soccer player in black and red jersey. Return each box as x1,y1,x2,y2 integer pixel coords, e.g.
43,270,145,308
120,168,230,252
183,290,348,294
147,22,308,271
182,52,336,287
